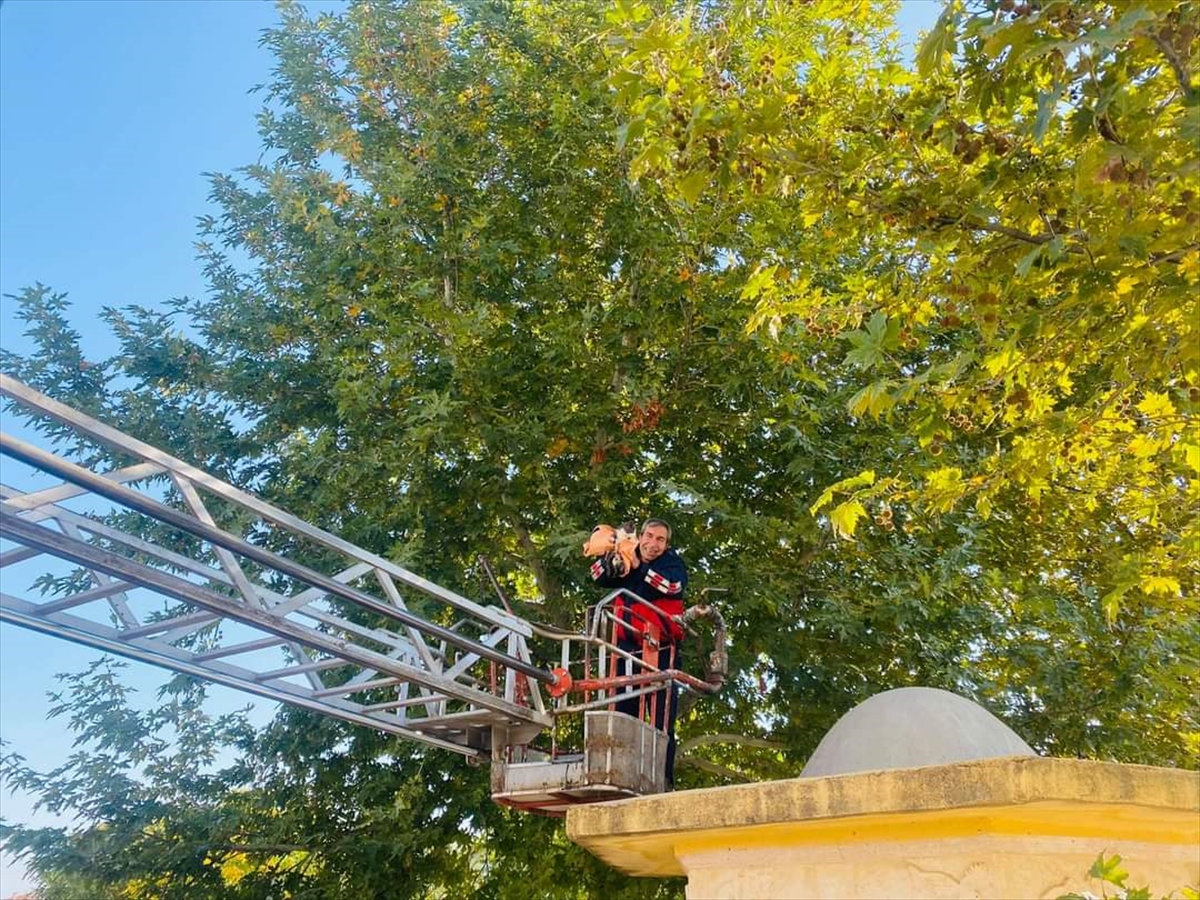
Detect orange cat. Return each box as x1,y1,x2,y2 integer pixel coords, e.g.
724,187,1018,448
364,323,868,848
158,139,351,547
582,523,639,575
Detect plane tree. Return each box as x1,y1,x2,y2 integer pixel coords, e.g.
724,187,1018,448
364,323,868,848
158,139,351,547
2,0,1195,895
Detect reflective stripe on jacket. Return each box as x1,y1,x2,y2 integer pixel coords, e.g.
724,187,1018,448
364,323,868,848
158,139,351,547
591,547,687,642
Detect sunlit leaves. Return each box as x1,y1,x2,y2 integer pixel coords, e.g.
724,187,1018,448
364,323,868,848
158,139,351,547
810,470,878,539
923,466,967,514
604,0,1199,770
608,0,1199,620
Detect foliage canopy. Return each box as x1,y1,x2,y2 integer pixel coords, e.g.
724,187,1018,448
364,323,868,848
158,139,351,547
2,0,1196,896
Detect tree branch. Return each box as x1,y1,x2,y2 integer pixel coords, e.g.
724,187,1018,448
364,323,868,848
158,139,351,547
932,215,1087,249
211,842,311,854
679,732,784,753
512,519,562,604
1149,31,1198,104
1150,242,1200,264
675,755,754,782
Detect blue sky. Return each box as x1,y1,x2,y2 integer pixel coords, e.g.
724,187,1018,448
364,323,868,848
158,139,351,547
0,0,942,892
0,3,323,891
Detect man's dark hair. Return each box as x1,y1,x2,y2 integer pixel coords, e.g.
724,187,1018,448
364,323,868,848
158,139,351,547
641,518,672,542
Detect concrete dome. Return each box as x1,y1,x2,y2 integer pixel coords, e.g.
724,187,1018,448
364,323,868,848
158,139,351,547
800,687,1035,778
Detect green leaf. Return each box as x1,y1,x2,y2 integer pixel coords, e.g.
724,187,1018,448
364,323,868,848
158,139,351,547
1100,587,1124,625
1090,6,1158,51
843,312,900,369
1181,99,1200,148
8,3,1200,892
848,380,894,419
678,168,711,205
1015,244,1043,277
614,115,644,152
916,6,957,78
757,94,786,132
628,142,667,181
1032,86,1059,143
1088,852,1129,887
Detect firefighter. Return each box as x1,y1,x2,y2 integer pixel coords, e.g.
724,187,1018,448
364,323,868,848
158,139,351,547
589,518,687,788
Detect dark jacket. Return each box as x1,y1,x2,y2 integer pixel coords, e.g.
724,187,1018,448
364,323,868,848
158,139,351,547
591,547,688,642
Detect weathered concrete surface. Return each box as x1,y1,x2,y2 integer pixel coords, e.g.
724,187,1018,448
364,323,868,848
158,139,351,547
801,687,1035,777
566,756,1200,899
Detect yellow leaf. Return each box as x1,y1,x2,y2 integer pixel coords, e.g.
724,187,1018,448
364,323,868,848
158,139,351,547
809,470,875,515
1116,274,1139,295
1136,391,1176,419
1124,313,1149,335
740,264,778,301
1178,250,1200,285
829,500,867,539
337,131,362,163
848,380,893,420
1029,389,1055,418
1178,442,1200,474
1141,575,1181,597
914,300,938,325
1128,434,1163,458
1025,477,1047,502
983,346,1022,377
925,466,966,513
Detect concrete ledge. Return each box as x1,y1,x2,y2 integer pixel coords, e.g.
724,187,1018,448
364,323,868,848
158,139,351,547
566,756,1199,897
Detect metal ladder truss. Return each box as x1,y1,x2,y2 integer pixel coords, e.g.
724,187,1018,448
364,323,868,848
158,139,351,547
0,373,728,813
0,374,554,759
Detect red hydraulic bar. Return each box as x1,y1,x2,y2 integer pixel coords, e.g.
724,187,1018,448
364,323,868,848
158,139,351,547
547,666,716,698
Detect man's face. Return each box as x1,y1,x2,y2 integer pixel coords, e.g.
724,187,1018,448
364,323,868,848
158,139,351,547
639,523,670,563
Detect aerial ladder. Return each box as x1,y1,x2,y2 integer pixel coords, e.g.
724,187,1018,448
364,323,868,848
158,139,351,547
0,374,726,815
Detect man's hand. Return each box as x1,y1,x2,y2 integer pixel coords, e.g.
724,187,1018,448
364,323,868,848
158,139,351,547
601,551,627,579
